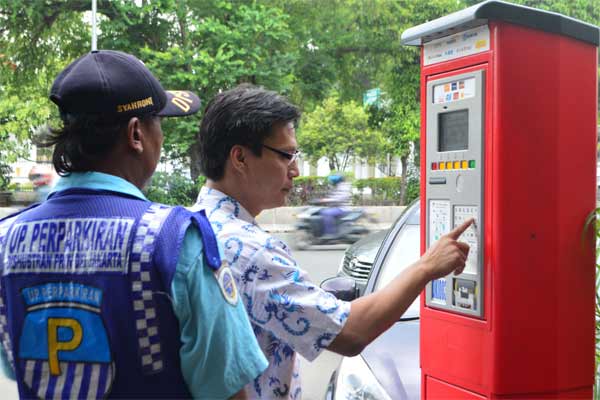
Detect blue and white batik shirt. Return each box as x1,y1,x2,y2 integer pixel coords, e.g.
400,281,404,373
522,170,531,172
192,186,351,399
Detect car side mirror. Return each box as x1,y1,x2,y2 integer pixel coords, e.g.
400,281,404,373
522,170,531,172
320,277,358,301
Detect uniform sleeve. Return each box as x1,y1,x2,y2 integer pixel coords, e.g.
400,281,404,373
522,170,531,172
171,226,268,399
240,240,351,362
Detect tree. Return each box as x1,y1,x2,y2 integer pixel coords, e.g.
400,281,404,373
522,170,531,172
1,0,597,186
0,0,298,181
368,100,419,204
299,93,385,172
136,1,298,179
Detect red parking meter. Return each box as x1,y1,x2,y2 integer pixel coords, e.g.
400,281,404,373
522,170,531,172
402,1,599,398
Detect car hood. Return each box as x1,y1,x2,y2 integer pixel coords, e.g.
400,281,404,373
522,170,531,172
361,319,420,399
347,229,388,263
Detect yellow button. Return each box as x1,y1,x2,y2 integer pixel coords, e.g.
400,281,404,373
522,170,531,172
453,161,460,169
439,162,446,170
446,161,453,169
461,160,468,169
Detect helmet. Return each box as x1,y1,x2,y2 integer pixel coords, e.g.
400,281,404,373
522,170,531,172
327,174,343,185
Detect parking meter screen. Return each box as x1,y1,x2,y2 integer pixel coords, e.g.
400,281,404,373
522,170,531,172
438,110,468,152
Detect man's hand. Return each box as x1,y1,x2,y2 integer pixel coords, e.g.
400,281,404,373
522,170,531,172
420,218,474,281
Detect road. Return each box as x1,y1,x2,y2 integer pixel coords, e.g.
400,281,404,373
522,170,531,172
279,233,348,400
0,232,350,400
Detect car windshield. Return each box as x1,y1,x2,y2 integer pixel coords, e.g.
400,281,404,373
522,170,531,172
373,204,421,319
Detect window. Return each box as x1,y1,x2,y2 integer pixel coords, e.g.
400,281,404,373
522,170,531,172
374,223,421,319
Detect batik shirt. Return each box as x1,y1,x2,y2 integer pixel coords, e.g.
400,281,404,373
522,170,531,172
193,187,351,399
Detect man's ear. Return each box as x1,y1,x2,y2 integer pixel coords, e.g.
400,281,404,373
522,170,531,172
127,117,144,154
230,145,247,172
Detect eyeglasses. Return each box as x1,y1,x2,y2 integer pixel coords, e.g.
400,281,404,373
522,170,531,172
262,144,301,165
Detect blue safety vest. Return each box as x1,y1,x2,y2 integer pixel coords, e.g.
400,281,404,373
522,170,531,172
0,188,221,399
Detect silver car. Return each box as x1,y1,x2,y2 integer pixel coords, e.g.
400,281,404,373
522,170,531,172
322,199,421,399
336,199,420,295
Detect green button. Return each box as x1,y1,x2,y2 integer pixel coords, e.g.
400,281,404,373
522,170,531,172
468,160,476,169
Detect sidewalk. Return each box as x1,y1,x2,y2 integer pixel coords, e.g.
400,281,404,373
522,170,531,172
255,205,404,232
0,205,405,232
0,207,22,219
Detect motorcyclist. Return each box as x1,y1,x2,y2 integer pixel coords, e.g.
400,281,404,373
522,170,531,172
319,174,352,237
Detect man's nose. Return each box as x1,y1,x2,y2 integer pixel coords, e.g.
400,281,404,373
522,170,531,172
288,161,300,178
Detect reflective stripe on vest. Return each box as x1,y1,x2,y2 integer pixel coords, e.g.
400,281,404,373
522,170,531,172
129,203,173,374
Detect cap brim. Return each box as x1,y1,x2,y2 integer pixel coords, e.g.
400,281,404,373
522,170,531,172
157,90,201,117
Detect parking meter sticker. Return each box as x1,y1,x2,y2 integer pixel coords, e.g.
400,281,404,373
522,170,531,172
429,200,451,244
18,283,114,399
432,278,447,304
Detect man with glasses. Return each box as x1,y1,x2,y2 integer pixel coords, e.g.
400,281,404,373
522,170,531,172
193,84,473,399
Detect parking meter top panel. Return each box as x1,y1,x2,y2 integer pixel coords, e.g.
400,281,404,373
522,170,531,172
401,0,600,47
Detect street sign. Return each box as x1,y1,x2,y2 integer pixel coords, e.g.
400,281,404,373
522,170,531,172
363,88,381,107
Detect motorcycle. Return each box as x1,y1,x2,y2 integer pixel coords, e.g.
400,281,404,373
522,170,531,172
293,204,372,250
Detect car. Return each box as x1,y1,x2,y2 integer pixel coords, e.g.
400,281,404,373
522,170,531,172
336,198,420,295
336,229,387,294
322,198,421,400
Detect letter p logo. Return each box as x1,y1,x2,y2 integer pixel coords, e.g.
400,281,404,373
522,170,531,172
47,318,82,376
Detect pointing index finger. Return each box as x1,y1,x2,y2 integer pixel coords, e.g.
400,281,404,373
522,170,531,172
447,218,475,240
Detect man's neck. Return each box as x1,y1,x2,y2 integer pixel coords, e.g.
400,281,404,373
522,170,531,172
94,165,144,190
93,149,147,190
206,179,260,217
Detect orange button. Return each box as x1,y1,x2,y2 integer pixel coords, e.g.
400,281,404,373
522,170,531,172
461,160,468,169
439,162,446,170
453,161,460,169
446,161,453,169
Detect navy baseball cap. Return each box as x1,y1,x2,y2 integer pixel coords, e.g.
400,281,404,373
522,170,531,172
50,50,201,118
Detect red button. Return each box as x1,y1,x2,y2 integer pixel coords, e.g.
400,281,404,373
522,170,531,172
431,162,438,170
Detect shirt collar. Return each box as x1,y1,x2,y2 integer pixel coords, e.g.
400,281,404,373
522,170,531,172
196,186,256,224
50,172,148,201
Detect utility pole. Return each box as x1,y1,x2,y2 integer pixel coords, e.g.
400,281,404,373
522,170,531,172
91,0,97,51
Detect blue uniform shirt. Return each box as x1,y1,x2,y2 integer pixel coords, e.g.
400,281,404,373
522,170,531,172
0,172,268,398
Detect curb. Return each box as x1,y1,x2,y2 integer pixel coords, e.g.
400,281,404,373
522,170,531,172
261,222,392,233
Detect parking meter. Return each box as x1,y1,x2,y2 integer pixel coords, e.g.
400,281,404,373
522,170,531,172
401,1,599,398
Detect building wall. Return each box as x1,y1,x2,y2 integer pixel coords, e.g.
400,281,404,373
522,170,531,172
298,156,403,179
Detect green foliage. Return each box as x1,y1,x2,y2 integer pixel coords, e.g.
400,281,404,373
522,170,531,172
287,176,329,206
195,175,207,188
1,0,598,184
290,175,415,206
0,89,55,189
0,163,11,191
584,208,600,398
0,0,298,180
144,169,198,206
354,177,403,205
7,181,33,192
131,1,298,175
299,93,386,171
597,254,600,399
0,1,90,184
404,176,420,205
